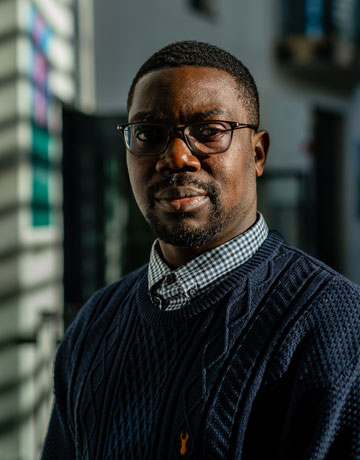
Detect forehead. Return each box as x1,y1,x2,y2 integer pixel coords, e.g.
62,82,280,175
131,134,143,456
129,66,247,122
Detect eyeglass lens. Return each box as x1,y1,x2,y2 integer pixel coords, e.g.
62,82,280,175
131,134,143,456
124,122,233,155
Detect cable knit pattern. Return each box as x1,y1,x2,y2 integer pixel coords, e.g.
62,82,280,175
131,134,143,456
41,232,360,460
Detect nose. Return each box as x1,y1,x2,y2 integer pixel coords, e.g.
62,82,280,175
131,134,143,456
155,137,201,175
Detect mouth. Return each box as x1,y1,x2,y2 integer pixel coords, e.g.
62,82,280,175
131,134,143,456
154,186,209,213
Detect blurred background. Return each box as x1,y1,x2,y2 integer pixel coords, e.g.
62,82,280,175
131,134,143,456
0,0,359,458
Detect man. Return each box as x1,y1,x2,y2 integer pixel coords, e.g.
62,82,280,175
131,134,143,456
42,41,360,459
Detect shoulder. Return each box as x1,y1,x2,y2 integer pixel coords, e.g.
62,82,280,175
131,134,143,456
269,231,360,295
265,239,360,385
256,232,360,319
69,265,147,337
55,265,148,374
49,265,148,434
257,233,360,383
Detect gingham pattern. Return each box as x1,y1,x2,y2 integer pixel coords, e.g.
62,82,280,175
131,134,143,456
148,213,268,311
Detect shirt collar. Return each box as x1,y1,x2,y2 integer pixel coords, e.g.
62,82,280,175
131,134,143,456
148,212,268,298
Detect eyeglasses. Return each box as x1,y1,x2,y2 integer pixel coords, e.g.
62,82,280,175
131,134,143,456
116,120,257,156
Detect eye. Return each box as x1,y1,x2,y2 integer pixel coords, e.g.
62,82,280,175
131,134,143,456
191,122,228,141
134,125,156,142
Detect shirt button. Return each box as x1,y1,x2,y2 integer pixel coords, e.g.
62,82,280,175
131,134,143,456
153,296,160,306
165,273,176,285
188,288,197,296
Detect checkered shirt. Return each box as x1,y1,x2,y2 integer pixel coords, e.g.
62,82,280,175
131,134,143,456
148,213,269,311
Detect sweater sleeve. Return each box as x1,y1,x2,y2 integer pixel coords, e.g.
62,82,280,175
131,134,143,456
41,397,76,459
243,277,360,460
40,270,142,459
41,331,77,459
41,284,116,459
242,359,360,460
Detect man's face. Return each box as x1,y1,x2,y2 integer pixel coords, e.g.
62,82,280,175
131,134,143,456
126,66,268,260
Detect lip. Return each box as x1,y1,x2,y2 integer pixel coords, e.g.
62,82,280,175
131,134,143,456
155,186,207,199
154,186,209,212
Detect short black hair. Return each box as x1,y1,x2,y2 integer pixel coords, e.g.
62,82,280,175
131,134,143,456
127,40,259,126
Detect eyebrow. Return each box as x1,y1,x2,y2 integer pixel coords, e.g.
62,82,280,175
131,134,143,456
130,109,228,124
130,112,168,122
184,109,227,122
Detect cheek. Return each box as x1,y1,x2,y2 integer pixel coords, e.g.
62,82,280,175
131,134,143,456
214,153,256,202
126,156,144,201
126,155,156,207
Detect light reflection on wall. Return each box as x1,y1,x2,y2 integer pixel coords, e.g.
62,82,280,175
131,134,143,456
0,1,75,459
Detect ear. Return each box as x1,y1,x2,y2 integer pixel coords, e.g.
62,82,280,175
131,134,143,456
252,129,270,177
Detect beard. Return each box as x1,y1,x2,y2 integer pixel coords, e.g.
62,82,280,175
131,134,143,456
144,174,233,248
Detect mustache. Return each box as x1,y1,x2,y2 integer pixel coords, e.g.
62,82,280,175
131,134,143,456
147,174,219,205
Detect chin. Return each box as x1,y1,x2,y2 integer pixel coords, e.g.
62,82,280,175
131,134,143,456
148,216,224,249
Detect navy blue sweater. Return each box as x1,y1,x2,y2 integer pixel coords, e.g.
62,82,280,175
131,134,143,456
42,232,360,459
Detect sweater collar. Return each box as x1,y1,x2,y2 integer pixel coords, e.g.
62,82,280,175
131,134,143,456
136,231,285,326
148,213,268,311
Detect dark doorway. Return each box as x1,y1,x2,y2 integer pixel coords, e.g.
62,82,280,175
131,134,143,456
313,108,344,272
62,107,153,329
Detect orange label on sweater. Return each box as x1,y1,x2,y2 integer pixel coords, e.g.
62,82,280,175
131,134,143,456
180,432,189,456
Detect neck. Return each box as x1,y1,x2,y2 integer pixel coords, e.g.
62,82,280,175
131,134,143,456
158,212,259,268
158,225,255,269
157,242,210,269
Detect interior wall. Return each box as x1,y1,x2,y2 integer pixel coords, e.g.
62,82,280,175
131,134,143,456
93,0,276,114
344,86,360,283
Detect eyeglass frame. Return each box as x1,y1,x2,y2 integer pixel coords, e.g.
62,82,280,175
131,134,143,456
116,120,258,156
